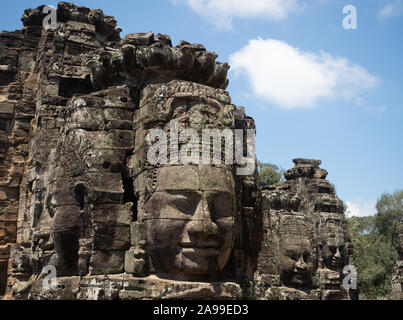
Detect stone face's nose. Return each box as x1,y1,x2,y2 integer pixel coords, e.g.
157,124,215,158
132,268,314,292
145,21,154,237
183,195,220,245
187,219,219,238
295,256,307,271
334,247,341,259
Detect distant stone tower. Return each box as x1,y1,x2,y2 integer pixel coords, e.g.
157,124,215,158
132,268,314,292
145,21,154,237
252,159,352,300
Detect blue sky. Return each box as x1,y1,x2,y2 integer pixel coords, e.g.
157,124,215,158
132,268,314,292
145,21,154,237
1,0,402,216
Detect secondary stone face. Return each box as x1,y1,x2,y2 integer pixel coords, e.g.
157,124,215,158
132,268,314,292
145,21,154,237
251,159,352,300
1,2,352,300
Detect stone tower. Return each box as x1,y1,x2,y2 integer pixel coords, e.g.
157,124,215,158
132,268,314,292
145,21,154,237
1,3,261,300
252,159,352,300
1,3,352,300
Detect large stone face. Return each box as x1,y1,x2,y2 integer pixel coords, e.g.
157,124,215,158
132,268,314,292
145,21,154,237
143,165,236,278
129,79,259,282
0,2,353,300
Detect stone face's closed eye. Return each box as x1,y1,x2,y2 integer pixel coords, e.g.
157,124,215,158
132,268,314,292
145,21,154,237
166,191,200,216
210,193,234,220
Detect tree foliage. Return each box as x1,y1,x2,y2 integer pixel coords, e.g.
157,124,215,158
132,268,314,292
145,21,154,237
375,190,403,247
348,218,397,299
351,216,376,234
257,162,284,188
347,189,402,299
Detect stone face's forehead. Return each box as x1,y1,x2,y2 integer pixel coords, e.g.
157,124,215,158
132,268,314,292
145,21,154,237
156,165,199,191
199,165,234,192
320,212,342,221
282,238,311,247
155,165,234,192
326,238,344,247
281,238,312,255
324,233,345,246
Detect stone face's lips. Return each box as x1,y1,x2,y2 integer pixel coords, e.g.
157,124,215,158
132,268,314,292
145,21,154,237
181,247,220,257
179,240,221,248
295,273,306,280
331,257,342,267
180,239,222,256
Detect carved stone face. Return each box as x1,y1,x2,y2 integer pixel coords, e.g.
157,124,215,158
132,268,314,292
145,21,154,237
319,214,346,270
322,245,343,270
321,238,345,270
280,238,314,288
144,165,236,279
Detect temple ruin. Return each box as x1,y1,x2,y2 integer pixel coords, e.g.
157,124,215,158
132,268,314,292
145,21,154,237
0,2,360,300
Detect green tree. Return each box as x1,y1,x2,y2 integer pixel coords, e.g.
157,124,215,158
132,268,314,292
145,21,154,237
348,217,397,299
257,162,283,188
352,216,376,234
347,189,403,299
375,190,403,246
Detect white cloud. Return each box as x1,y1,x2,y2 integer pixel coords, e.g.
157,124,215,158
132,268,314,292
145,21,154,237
229,38,380,109
378,0,403,20
345,198,377,218
172,0,302,29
